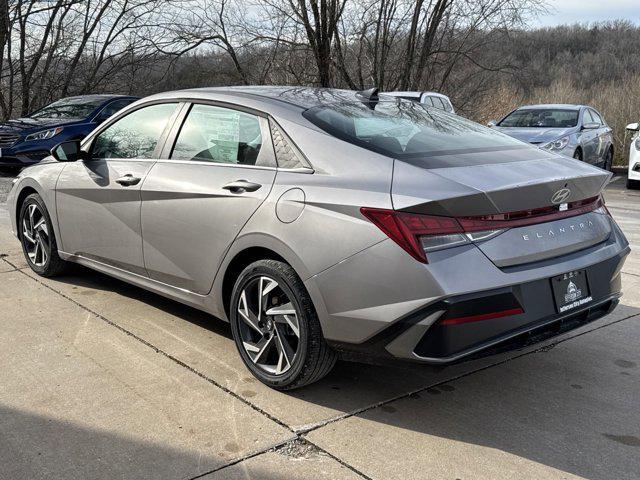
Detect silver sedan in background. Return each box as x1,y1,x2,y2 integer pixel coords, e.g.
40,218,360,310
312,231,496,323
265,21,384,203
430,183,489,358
489,104,614,170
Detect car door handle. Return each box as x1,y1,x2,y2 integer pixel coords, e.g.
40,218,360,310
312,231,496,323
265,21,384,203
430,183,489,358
222,180,262,193
115,174,141,186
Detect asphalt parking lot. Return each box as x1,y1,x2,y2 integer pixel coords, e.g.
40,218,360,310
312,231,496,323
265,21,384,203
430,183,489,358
0,170,639,480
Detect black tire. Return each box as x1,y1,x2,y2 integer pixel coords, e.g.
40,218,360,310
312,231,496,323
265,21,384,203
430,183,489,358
229,259,337,390
603,148,613,171
19,193,68,277
627,178,640,190
573,149,583,161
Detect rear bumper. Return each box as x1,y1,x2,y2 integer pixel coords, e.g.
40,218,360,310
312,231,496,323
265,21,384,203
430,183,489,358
308,214,630,364
385,250,625,364
415,295,620,364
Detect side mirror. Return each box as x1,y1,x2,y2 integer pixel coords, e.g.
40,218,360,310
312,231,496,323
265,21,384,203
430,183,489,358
582,122,599,130
626,122,639,132
50,140,88,162
487,120,497,127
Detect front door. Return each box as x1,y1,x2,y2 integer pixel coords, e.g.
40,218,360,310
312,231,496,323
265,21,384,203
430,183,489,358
56,102,179,275
580,109,600,165
588,109,611,166
140,103,277,294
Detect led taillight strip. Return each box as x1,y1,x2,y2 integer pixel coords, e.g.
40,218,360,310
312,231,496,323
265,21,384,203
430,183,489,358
457,196,603,232
361,195,605,264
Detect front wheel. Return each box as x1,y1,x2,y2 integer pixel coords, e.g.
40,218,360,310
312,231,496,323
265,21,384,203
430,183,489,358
627,178,640,190
19,193,68,277
230,259,337,390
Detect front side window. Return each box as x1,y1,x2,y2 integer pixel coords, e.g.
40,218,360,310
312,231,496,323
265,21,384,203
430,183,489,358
589,109,603,125
422,96,435,107
304,100,526,160
171,104,266,166
92,103,177,159
499,109,579,128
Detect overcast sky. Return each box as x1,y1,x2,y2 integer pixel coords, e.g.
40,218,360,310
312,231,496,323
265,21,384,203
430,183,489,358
534,0,640,26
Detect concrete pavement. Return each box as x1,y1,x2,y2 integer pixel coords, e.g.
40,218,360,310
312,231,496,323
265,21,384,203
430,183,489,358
0,171,638,479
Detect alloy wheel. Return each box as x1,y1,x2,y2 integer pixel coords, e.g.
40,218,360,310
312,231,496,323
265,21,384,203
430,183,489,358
237,276,300,375
22,203,50,267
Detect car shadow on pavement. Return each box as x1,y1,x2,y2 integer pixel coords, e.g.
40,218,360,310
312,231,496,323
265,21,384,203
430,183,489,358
33,264,640,480
48,264,235,340
0,405,305,480
305,303,640,480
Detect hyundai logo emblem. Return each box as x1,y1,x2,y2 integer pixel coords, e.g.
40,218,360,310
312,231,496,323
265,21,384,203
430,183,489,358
551,188,571,204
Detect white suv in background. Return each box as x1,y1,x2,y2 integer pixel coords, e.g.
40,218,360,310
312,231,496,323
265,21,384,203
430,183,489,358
626,122,640,189
383,91,455,114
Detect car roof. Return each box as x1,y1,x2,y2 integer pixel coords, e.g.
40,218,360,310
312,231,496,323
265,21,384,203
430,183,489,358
384,91,451,100
145,86,404,112
517,104,585,110
59,94,140,103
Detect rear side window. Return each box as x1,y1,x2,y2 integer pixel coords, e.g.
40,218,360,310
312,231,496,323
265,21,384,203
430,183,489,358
303,101,526,160
171,104,272,166
92,103,177,159
270,120,311,169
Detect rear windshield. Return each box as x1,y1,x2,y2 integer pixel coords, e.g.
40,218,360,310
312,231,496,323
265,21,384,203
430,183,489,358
498,109,579,128
303,101,527,159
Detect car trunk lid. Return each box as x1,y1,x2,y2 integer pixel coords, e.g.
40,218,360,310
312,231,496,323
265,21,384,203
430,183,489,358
392,150,612,267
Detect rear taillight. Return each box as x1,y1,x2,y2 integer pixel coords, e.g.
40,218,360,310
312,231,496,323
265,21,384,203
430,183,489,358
360,208,501,263
361,195,604,263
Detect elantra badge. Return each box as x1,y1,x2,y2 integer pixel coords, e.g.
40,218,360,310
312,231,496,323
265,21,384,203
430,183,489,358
551,188,571,204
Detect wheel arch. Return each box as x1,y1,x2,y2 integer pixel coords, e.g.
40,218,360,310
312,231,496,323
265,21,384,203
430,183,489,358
212,233,318,322
15,185,39,228
220,246,288,320
11,176,63,250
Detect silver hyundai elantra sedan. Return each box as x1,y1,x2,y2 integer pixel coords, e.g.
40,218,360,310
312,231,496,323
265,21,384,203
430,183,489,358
8,87,630,389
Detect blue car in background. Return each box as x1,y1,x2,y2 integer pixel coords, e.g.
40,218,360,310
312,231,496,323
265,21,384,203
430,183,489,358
0,94,139,169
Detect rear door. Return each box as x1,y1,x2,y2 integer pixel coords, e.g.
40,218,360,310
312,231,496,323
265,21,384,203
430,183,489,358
56,102,179,275
140,102,277,294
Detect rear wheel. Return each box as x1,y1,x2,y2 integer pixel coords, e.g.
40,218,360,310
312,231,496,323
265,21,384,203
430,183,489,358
230,259,337,390
19,193,68,277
